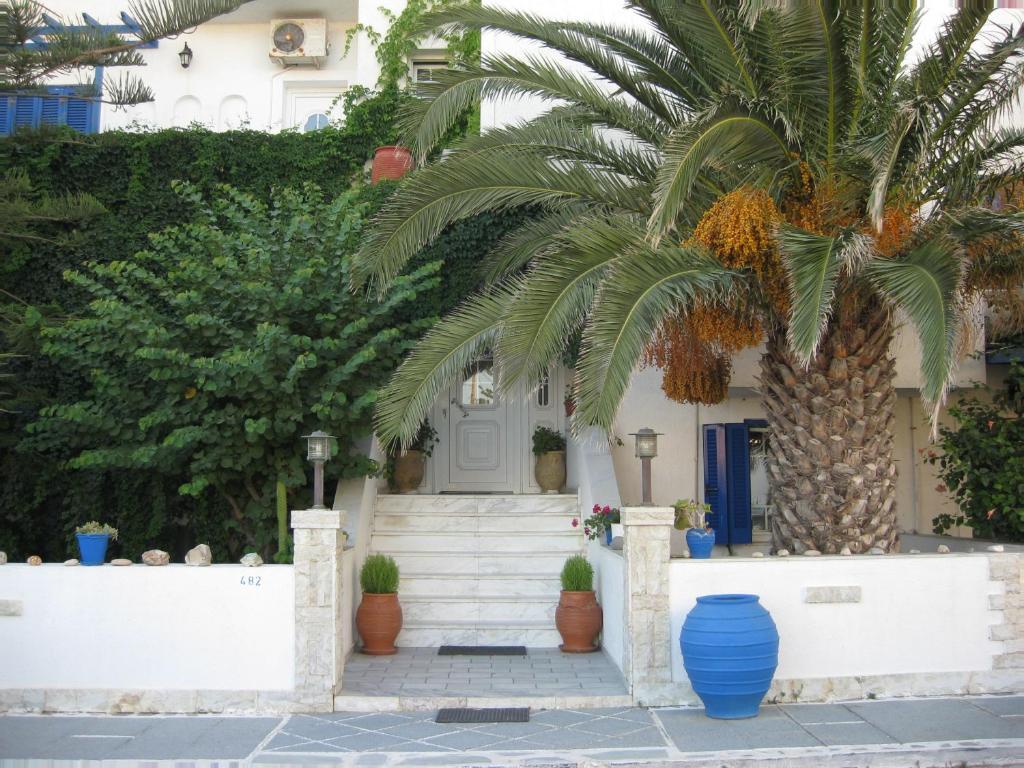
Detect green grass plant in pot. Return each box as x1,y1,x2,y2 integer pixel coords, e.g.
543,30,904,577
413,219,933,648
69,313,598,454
533,426,567,493
356,554,402,655
555,555,602,653
392,420,437,494
75,522,118,566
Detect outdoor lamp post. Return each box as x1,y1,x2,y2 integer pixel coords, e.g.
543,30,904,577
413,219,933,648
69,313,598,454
631,428,661,505
179,42,193,69
304,430,333,508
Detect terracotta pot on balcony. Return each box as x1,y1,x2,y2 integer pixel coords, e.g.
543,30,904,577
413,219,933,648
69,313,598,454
393,450,425,493
372,145,414,183
555,590,602,652
356,593,403,655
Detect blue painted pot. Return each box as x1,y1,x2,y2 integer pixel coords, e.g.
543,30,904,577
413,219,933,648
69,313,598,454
686,528,715,558
76,533,110,566
681,594,779,719
604,527,613,546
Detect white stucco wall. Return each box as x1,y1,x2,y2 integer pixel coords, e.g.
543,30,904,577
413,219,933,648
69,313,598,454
592,543,625,674
668,555,999,683
0,565,294,691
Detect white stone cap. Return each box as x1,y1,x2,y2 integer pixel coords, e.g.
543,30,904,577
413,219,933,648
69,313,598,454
291,508,347,529
621,507,674,526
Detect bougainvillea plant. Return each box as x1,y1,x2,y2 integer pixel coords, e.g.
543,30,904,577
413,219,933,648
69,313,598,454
573,503,621,541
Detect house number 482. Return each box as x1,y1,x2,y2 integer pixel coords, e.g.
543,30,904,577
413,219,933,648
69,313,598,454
240,575,262,587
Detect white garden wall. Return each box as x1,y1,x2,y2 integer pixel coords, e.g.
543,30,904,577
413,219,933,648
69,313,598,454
669,554,1000,686
592,544,625,674
0,564,293,691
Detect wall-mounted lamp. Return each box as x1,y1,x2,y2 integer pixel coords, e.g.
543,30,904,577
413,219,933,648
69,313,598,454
179,42,193,69
630,427,661,505
303,430,334,508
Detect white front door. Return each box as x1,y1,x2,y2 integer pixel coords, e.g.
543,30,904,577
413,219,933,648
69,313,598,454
443,358,518,492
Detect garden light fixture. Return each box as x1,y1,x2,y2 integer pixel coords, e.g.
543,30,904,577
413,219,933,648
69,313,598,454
630,428,661,505
179,42,193,69
303,430,334,508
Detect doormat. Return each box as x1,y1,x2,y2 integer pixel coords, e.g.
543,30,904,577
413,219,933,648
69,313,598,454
436,707,530,724
438,645,527,656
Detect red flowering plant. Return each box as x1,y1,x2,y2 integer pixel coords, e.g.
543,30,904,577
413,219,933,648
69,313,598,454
572,503,621,541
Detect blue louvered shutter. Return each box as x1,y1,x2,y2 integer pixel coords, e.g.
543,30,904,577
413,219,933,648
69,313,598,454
703,424,727,542
14,96,39,129
725,423,753,544
65,96,96,134
0,97,10,135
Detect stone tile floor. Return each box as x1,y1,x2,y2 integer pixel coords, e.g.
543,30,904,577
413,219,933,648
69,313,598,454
1,696,1021,765
340,647,629,698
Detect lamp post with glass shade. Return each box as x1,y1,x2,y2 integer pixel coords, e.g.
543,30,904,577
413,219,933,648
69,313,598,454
304,430,334,509
630,428,661,505
178,42,193,69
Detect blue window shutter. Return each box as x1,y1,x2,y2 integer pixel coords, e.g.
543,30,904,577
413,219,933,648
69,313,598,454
41,95,60,126
0,97,11,135
702,424,727,543
65,97,95,134
14,96,40,129
725,423,753,544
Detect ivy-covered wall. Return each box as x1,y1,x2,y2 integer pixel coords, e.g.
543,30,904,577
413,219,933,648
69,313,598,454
0,110,521,562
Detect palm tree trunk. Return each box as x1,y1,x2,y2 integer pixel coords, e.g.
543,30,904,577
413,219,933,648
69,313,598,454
759,309,899,554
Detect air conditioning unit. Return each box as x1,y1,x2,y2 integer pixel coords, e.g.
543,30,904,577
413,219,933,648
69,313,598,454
269,18,327,65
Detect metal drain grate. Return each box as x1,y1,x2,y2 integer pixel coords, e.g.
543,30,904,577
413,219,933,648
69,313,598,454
438,645,527,656
436,707,530,724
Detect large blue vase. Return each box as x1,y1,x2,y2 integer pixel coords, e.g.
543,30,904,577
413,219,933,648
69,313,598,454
76,533,110,566
686,528,715,558
681,594,779,719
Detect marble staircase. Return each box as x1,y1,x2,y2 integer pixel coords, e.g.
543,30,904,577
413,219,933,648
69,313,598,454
369,494,582,647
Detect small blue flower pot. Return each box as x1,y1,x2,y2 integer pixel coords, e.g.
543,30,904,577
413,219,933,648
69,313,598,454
686,528,715,558
604,527,613,546
76,533,110,566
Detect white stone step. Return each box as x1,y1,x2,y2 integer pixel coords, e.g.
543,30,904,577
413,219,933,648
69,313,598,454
371,531,581,554
397,619,563,648
376,494,577,515
400,574,562,598
374,512,578,534
383,551,574,575
401,595,556,623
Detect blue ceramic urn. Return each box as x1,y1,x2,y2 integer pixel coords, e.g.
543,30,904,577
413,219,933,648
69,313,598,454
681,594,779,719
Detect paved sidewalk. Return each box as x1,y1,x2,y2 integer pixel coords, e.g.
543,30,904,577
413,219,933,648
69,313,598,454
0,696,1022,766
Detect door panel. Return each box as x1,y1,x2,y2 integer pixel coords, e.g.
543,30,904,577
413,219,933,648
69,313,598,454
446,358,515,491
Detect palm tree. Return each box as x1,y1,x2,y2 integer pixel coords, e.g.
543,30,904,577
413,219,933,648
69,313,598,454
354,1,1024,554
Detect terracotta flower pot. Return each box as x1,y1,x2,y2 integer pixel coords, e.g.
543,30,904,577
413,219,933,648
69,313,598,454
393,450,425,493
356,592,403,655
555,590,602,653
372,145,414,183
535,450,566,493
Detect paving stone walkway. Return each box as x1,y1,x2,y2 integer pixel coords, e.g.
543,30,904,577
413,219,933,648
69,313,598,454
340,647,629,698
0,696,1021,766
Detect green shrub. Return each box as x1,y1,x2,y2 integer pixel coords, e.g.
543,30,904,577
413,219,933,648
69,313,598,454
361,554,400,594
532,426,567,456
74,521,117,540
560,555,593,592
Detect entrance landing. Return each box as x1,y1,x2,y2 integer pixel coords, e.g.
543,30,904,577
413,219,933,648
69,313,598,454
336,647,629,711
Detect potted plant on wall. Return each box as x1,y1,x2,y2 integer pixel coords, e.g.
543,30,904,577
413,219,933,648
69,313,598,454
391,420,438,493
75,521,118,566
675,499,715,558
356,554,402,655
576,504,622,545
555,555,602,652
533,425,567,493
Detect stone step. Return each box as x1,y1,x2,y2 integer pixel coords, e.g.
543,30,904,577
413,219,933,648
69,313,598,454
376,494,577,516
373,512,578,534
382,551,575,576
401,595,556,623
400,574,562,598
371,531,582,554
397,619,563,648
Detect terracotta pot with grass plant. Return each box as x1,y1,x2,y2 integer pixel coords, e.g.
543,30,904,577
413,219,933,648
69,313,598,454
555,555,602,653
356,554,402,655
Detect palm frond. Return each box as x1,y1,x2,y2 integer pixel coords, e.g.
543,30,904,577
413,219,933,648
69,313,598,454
374,287,514,450
865,235,963,406
574,243,735,430
481,206,587,282
779,225,874,363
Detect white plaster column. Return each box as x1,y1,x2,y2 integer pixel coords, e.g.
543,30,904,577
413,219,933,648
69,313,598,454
291,508,347,710
621,506,674,705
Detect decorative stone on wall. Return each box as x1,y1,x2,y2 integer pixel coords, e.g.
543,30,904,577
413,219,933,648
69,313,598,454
620,506,674,704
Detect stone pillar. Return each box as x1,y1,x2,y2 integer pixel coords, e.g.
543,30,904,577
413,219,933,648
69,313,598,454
621,506,674,705
292,508,346,710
